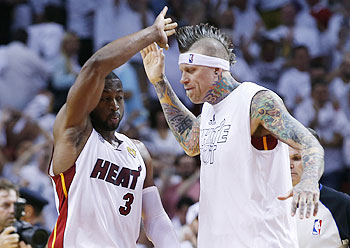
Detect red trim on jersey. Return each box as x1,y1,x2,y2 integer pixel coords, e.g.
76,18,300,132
48,164,76,248
251,135,278,150
47,147,54,176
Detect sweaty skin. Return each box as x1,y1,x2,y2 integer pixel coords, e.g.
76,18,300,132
141,42,324,219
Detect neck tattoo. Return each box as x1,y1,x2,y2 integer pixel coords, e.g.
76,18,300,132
204,72,239,104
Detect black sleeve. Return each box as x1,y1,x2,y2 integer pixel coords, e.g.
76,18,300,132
320,185,350,241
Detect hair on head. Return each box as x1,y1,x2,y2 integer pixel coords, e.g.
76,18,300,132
176,23,235,65
105,72,122,89
105,71,120,81
0,178,18,196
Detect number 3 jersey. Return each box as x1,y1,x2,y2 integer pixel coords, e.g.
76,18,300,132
48,129,146,248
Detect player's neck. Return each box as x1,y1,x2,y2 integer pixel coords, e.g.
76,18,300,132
95,128,117,143
205,72,240,105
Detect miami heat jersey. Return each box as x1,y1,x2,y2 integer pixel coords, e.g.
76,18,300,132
48,129,146,248
198,82,298,247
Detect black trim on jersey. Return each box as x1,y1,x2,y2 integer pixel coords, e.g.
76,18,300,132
320,184,350,242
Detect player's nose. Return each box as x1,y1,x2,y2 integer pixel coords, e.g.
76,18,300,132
180,74,189,85
109,99,119,111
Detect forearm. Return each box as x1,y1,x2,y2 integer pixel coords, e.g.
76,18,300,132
88,25,159,77
142,186,180,248
154,77,200,156
301,141,324,182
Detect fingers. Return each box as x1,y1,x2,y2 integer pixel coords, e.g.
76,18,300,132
141,43,158,59
19,241,32,248
298,194,306,219
291,192,299,217
313,200,319,217
140,49,145,59
1,226,16,235
164,18,172,25
165,22,178,30
160,6,168,17
313,194,319,217
305,194,313,218
293,192,319,219
166,29,176,37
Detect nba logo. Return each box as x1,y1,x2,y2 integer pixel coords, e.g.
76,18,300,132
189,54,194,63
312,219,322,235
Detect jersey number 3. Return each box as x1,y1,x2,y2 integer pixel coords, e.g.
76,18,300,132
119,193,134,216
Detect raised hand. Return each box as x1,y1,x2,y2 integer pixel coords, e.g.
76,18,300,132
141,43,165,84
278,178,320,219
152,6,177,50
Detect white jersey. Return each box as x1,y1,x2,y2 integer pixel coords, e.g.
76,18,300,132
296,202,343,248
296,185,349,248
198,82,298,247
48,129,146,248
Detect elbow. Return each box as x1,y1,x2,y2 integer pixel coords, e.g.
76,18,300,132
82,55,104,74
183,147,200,157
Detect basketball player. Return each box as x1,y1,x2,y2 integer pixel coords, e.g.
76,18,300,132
48,7,180,247
141,23,324,247
290,128,350,248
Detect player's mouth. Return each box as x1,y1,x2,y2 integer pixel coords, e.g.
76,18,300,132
291,172,299,177
109,113,120,124
185,87,194,93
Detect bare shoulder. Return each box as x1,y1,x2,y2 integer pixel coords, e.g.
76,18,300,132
250,90,285,117
131,139,151,164
250,90,315,149
131,139,154,188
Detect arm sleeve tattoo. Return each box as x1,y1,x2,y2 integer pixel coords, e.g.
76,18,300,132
153,77,200,156
251,90,324,182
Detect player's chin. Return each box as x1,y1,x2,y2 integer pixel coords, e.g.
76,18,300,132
291,174,300,185
187,94,202,104
109,123,120,131
104,121,119,131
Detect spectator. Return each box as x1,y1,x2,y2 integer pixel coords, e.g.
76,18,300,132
66,0,96,65
248,38,285,91
27,5,65,73
19,187,49,231
162,153,200,218
277,45,311,113
179,202,199,248
113,62,148,131
140,100,184,160
295,80,350,190
329,54,350,120
0,28,50,111
171,196,195,236
51,31,81,113
18,142,57,231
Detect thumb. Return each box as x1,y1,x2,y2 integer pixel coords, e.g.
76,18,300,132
277,189,293,201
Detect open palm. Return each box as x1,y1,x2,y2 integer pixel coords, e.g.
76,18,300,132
141,43,165,84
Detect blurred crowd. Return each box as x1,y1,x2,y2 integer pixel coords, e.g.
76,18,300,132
0,0,349,247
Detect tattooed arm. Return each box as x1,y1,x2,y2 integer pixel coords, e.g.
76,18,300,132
250,90,324,219
141,43,200,156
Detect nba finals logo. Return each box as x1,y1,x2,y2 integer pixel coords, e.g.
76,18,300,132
189,54,194,63
312,219,322,235
127,147,136,158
